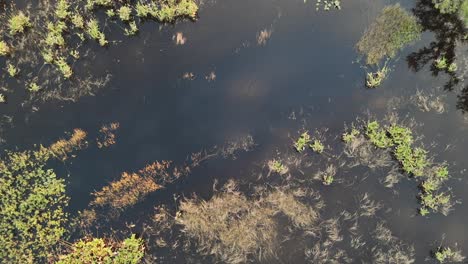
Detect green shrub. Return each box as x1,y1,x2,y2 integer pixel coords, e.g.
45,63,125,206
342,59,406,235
8,11,32,35
119,6,132,22
294,132,311,152
56,0,70,20
56,234,144,264
356,4,422,65
0,147,69,262
0,41,10,56
366,121,394,148
366,66,389,88
310,139,325,153
342,128,360,143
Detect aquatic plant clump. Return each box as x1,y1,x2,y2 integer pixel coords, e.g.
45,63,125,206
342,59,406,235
362,120,456,215
356,4,422,65
56,234,145,264
433,246,465,263
294,132,312,152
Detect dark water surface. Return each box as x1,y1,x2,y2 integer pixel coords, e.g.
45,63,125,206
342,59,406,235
2,0,468,262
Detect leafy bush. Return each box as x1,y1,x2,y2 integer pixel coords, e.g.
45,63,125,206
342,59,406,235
8,11,31,35
0,41,10,56
0,147,69,262
56,234,144,264
294,132,311,152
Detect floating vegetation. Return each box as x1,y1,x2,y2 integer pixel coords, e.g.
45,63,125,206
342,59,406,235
97,122,120,148
314,164,337,185
268,159,288,175
362,120,455,215
366,66,389,88
310,139,325,153
294,131,311,152
433,245,465,263
57,234,145,264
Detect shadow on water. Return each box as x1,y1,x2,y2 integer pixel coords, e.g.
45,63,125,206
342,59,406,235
408,0,468,106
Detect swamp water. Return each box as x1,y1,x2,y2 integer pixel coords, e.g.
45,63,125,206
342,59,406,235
0,0,467,263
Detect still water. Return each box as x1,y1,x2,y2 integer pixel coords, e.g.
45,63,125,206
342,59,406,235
1,0,468,262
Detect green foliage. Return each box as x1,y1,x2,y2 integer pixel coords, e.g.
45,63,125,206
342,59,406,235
356,4,422,65
56,234,144,264
8,11,32,35
310,139,325,153
0,41,10,56
435,56,448,69
56,0,70,20
294,132,311,152
136,3,154,18
86,19,108,46
45,21,67,47
270,160,286,173
395,145,428,176
106,9,116,18
435,247,454,263
124,21,139,36
85,0,113,10
420,192,450,210
366,66,389,88
447,62,457,73
342,128,360,143
0,147,69,262
28,82,41,92
55,57,73,78
432,0,463,14
387,124,414,146
119,6,132,22
460,0,468,27
366,121,394,148
322,173,334,185
436,166,449,179
71,14,85,29
7,63,19,77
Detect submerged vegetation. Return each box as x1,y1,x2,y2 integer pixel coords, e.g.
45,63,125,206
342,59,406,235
175,181,320,263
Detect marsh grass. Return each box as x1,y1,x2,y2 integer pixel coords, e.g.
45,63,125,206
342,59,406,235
411,89,446,113
433,245,465,263
175,181,320,263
